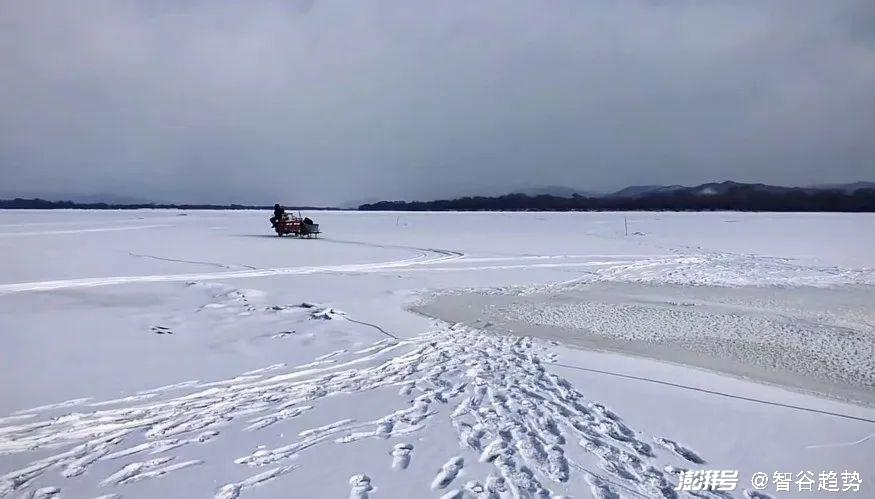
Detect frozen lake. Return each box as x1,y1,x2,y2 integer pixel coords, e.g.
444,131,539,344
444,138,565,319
1,210,873,498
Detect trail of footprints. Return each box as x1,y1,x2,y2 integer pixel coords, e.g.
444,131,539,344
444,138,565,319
0,322,729,498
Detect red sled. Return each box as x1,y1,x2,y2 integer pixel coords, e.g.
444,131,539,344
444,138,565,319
274,215,320,238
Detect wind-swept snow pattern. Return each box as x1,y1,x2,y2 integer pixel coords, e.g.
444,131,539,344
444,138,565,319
0,322,727,498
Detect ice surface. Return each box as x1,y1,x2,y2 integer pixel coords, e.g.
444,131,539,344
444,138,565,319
0,210,872,498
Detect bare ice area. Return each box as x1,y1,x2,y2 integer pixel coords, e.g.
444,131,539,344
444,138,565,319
1,210,873,498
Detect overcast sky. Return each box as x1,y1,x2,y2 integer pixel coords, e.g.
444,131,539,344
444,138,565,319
2,1,874,205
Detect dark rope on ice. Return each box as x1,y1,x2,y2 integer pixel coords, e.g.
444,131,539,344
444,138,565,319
128,251,257,270
548,362,875,424
345,317,400,340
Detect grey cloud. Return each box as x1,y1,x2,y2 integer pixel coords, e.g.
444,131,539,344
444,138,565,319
1,0,874,205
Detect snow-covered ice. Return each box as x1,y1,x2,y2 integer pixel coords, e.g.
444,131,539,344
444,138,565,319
417,283,875,405
0,210,873,498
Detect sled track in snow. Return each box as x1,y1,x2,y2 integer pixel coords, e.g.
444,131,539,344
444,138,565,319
0,245,465,294
3,242,872,294
0,225,170,237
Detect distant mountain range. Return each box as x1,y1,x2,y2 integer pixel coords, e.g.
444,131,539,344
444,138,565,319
605,184,687,198
3,181,873,212
466,181,875,200
0,192,157,205
604,181,875,199
0,198,340,211
808,181,875,193
359,181,875,212
513,185,601,198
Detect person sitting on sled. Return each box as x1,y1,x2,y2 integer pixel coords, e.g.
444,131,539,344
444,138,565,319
270,204,285,228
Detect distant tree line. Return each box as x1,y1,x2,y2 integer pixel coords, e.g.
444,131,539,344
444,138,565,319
0,198,340,211
360,186,875,212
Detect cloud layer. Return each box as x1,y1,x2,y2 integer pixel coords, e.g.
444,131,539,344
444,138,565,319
2,1,874,204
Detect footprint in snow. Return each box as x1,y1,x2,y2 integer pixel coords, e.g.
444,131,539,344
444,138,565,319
744,490,775,499
585,475,620,499
432,456,464,490
30,487,61,499
150,326,173,335
101,456,202,486
310,307,344,320
655,437,706,464
663,464,688,475
390,442,414,469
461,481,489,497
349,474,373,499
438,490,463,499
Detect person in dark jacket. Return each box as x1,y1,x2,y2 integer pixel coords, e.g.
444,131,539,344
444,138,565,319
270,204,285,227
